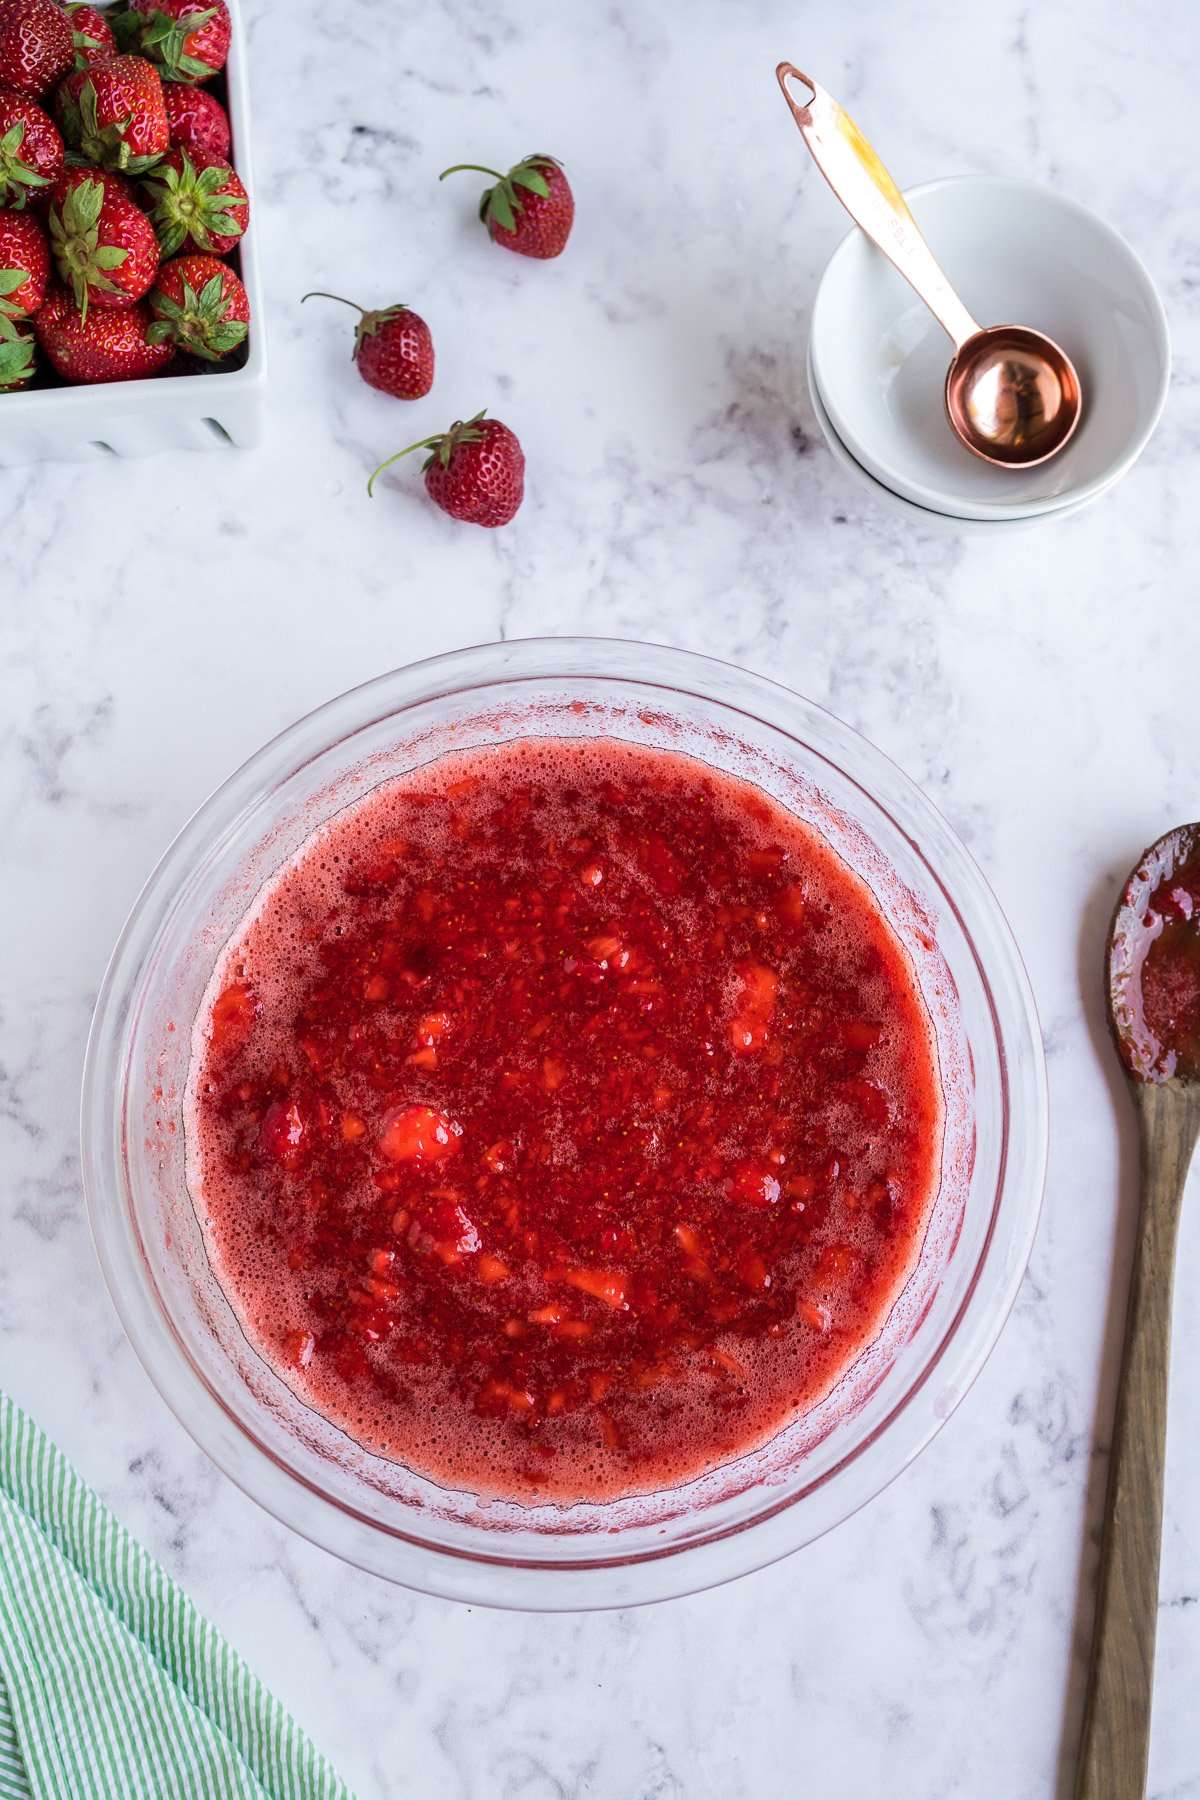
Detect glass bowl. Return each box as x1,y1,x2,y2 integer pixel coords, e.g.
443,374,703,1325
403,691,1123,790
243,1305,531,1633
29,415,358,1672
81,639,1047,1609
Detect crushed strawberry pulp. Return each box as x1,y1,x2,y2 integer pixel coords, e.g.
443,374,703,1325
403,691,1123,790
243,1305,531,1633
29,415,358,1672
192,736,943,1502
1137,835,1200,1080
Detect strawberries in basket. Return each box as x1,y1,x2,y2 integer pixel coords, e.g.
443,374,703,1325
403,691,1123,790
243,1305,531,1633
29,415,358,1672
0,0,251,393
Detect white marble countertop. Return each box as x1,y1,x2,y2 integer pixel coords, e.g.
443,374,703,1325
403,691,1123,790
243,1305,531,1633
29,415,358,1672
2,2,1198,1795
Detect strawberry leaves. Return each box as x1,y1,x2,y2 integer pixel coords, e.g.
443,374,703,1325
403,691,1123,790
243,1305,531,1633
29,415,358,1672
115,4,219,82
440,155,558,239
483,182,516,234
426,410,487,472
68,6,113,72
0,315,35,389
0,119,53,208
140,147,247,256
148,264,247,360
351,301,415,352
48,171,130,317
482,158,551,233
61,70,167,175
0,266,31,320
73,27,104,67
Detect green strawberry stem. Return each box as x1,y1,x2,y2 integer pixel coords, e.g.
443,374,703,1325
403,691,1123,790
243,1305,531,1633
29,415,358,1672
439,157,555,236
303,291,414,360
367,410,488,497
301,291,367,315
438,163,506,183
367,436,444,497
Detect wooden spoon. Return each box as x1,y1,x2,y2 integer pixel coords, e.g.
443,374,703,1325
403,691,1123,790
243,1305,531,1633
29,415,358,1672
1079,824,1200,1798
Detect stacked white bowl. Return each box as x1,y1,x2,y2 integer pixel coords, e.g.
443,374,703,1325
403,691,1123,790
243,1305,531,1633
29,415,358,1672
807,175,1170,529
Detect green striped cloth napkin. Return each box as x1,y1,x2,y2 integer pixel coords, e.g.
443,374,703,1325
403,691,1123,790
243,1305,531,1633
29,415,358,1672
0,1391,354,1800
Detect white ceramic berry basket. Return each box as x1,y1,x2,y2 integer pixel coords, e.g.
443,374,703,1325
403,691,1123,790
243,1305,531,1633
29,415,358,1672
0,0,265,467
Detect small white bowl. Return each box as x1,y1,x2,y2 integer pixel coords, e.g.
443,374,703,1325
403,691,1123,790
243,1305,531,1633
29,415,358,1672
809,174,1170,522
806,346,1114,532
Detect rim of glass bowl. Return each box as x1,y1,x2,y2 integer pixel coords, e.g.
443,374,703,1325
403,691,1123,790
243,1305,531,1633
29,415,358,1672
81,638,1047,1611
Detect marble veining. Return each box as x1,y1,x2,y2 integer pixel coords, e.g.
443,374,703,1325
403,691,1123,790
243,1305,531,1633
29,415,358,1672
1,0,1198,1794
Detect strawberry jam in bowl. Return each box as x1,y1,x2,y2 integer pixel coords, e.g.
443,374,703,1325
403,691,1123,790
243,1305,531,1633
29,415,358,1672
83,640,1047,1607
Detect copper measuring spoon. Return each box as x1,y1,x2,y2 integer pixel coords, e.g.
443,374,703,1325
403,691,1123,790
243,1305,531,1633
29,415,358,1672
1078,825,1200,1798
776,64,1082,468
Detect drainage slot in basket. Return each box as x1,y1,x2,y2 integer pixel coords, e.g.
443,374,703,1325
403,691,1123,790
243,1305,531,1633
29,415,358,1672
89,440,116,455
202,417,233,444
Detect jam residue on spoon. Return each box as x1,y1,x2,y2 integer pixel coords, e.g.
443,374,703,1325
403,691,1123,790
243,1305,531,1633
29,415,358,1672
1108,825,1200,1083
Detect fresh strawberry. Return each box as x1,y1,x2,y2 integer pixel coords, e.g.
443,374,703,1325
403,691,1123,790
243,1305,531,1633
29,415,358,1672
34,278,173,379
55,53,169,172
118,0,229,83
0,206,47,315
0,310,35,386
368,411,524,528
139,144,246,256
0,85,62,206
48,166,158,315
0,0,73,99
161,76,227,157
301,290,433,400
147,250,246,360
66,2,114,69
439,152,573,260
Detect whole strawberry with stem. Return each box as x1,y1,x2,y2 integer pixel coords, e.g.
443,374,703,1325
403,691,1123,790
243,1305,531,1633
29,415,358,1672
139,144,246,256
439,152,573,259
67,3,116,70
0,0,73,98
0,85,63,207
49,166,159,316
148,251,247,360
302,291,433,400
162,77,227,157
0,311,36,387
368,411,524,527
35,278,173,379
117,0,229,83
55,53,169,173
0,206,48,316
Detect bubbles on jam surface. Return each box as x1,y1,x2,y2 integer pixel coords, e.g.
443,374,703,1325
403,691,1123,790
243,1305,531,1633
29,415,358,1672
189,736,944,1502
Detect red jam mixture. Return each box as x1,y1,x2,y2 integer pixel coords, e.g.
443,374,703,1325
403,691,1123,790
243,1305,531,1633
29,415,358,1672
1113,826,1200,1083
190,737,943,1502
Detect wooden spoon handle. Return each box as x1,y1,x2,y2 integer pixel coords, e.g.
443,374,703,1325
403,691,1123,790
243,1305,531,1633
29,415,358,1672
1074,1080,1199,1799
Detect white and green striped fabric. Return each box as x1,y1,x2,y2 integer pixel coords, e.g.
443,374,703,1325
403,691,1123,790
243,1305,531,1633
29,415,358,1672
0,1392,353,1800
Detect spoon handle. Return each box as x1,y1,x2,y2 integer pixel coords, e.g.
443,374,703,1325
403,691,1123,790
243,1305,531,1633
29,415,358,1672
1074,1079,1199,1800
775,64,980,351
